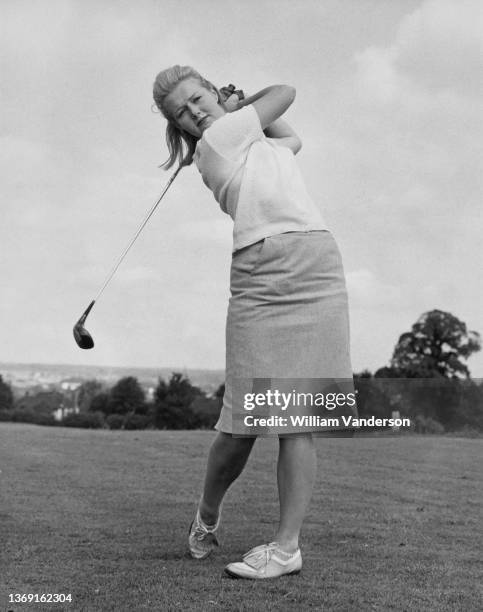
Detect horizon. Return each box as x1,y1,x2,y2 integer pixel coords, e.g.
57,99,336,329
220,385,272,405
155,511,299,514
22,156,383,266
2,355,482,381
0,360,225,373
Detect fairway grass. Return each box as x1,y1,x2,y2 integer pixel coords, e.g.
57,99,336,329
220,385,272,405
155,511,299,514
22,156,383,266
1,424,482,611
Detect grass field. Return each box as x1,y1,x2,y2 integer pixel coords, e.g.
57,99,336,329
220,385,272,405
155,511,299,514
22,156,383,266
1,424,482,611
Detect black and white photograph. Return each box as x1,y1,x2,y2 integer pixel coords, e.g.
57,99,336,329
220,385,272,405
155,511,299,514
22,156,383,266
1,0,482,610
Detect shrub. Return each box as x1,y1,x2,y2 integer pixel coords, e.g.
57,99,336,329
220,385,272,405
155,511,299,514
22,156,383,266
449,425,481,438
413,414,445,434
106,414,125,430
10,409,56,426
190,396,220,429
0,375,14,411
62,411,105,429
123,413,151,430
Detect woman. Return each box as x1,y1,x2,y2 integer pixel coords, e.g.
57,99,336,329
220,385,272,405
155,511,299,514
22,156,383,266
152,66,355,579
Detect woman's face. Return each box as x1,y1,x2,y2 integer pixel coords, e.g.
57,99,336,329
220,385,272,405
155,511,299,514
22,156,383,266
164,77,226,138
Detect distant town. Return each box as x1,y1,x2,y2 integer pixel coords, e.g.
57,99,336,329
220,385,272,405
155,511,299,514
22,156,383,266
0,361,225,402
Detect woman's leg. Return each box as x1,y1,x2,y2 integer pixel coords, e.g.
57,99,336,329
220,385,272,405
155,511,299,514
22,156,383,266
275,433,317,552
198,431,256,524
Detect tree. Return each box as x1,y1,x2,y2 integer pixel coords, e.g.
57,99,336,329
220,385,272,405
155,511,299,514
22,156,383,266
77,380,104,412
214,383,225,399
89,392,110,415
353,370,399,422
379,310,481,379
106,377,146,416
153,372,204,429
16,390,67,414
372,311,482,429
0,375,14,411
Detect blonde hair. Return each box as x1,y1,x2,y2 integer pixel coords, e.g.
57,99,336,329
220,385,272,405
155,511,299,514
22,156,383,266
153,65,224,169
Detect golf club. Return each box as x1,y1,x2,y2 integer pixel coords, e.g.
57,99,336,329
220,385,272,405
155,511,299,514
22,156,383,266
73,164,182,349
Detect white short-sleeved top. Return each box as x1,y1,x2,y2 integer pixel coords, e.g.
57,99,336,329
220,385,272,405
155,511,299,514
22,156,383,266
193,104,328,252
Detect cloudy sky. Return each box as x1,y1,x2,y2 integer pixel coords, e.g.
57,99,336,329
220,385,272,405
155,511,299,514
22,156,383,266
2,0,482,376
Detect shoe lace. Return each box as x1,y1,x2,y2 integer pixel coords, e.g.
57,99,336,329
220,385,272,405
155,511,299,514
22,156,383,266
242,542,278,570
193,511,219,542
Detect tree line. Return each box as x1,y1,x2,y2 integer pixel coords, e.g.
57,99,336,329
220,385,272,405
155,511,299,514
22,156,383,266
0,309,482,433
0,372,222,431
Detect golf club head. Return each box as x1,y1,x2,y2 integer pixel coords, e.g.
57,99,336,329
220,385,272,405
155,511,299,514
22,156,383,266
73,323,94,349
73,301,95,349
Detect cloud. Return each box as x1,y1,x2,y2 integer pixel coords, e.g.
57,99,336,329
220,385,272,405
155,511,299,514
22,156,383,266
391,0,483,97
333,0,482,238
354,0,483,104
346,269,402,309
326,0,483,375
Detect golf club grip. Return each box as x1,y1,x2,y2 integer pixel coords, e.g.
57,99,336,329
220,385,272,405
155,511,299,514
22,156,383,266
93,165,182,302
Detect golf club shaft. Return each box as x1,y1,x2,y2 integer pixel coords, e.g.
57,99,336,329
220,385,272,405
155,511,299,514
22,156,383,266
93,165,182,302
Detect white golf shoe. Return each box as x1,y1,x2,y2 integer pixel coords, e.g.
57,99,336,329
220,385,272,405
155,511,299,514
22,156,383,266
188,508,220,560
224,542,302,579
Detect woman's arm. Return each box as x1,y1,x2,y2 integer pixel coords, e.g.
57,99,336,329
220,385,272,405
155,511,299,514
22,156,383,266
237,85,296,130
220,84,301,153
263,118,302,155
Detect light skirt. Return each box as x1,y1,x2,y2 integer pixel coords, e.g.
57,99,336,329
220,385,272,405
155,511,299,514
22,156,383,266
217,230,356,435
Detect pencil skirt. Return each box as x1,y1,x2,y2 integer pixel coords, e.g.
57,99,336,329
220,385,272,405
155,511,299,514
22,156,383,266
217,230,354,434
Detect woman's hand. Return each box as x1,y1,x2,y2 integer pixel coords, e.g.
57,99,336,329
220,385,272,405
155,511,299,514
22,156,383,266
220,84,245,112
